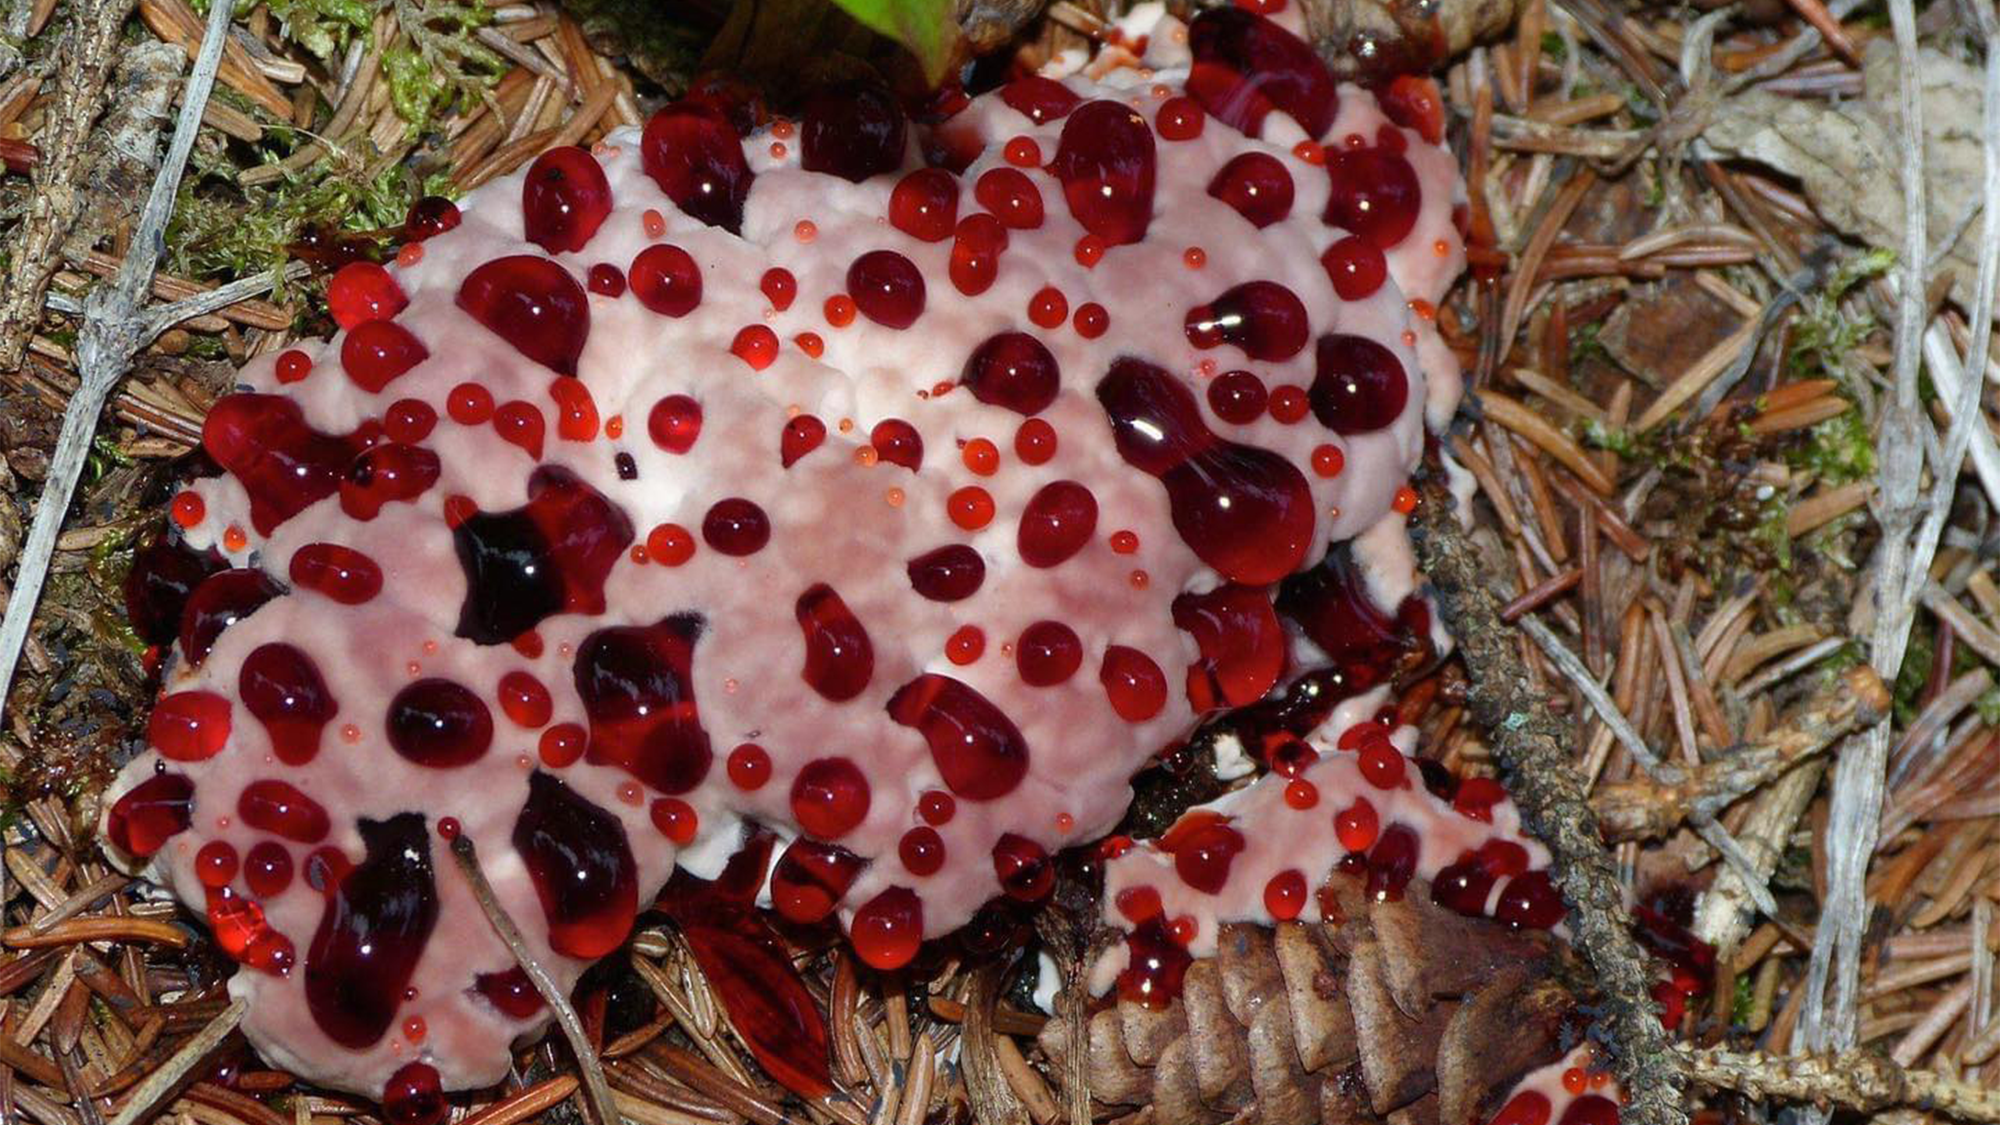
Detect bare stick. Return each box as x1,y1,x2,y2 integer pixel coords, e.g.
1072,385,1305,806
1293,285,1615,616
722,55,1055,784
1679,1044,2000,1122
0,0,234,715
449,834,620,1125
104,998,247,1125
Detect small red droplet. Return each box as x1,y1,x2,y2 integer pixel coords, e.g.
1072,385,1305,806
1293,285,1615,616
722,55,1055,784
539,722,586,767
1004,136,1042,166
760,267,797,310
899,826,945,876
949,486,995,530
646,523,695,566
732,325,780,369
289,543,383,605
498,670,553,728
1074,302,1109,338
1014,418,1057,464
651,798,699,845
727,743,772,790
171,491,206,528
946,625,986,665
648,394,703,454
1155,96,1205,140
1335,798,1379,851
448,382,495,425
328,262,407,330
275,350,312,384
1028,286,1068,329
1264,869,1307,920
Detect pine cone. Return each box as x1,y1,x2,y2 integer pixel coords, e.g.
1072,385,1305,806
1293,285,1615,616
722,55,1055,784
1038,878,1582,1125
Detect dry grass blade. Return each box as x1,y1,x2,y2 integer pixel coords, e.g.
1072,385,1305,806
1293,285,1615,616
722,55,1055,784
104,999,246,1125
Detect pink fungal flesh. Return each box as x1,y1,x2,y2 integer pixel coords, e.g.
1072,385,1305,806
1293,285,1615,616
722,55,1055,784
102,7,1469,1100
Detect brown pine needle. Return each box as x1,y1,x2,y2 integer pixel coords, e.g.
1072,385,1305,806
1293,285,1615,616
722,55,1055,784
104,999,246,1125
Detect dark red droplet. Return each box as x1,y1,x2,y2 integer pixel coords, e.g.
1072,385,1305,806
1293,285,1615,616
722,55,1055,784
1117,916,1193,1008
975,167,1045,229
289,542,383,605
1207,370,1268,424
202,394,357,534
850,886,924,969
887,674,1030,800
474,967,545,1019
1432,857,1498,917
992,833,1053,901
239,643,337,766
179,568,282,666
1187,8,1338,138
340,320,428,393
790,757,871,839
1184,280,1309,361
456,255,590,377
574,614,713,794
499,670,553,728
1321,234,1388,299
386,678,493,768
795,584,874,702
151,691,231,760
1494,870,1564,930
588,263,626,296
1016,620,1082,686
404,196,462,241
1160,811,1245,894
453,466,634,644
1172,584,1285,711
239,779,332,843
1275,542,1430,688
890,168,959,241
126,537,225,649
1098,357,1314,585
782,415,826,467
906,545,985,602
1018,480,1097,568
847,250,925,329
1049,101,1156,246
1310,333,1409,435
1366,823,1419,901
702,498,770,556
899,827,945,876
950,213,1008,296
305,813,438,1048
1206,153,1295,228
105,772,194,858
327,262,407,329
1100,646,1168,721
962,332,1059,416
1325,145,1423,248
382,1061,445,1125
1490,1092,1554,1125
869,418,923,470
245,841,293,897
630,244,703,317
1000,76,1081,123
514,770,639,957
341,442,441,521
648,394,703,453
523,146,614,253
801,81,907,182
642,104,754,233
769,838,863,924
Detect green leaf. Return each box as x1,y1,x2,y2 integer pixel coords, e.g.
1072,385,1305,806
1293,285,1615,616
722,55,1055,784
825,0,958,83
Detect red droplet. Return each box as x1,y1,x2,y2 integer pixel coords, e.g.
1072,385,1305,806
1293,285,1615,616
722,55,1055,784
474,967,544,1019
1334,798,1378,851
240,779,332,842
1156,96,1206,140
448,383,495,425
1098,358,1314,584
1028,286,1068,329
340,320,428,393
899,827,945,876
760,267,797,310
179,568,281,666
244,840,293,897
1432,856,1498,917
1205,153,1296,230
493,401,546,460
497,670,553,728
630,244,703,317
1381,74,1446,144
887,674,1030,799
906,545,984,602
151,691,231,760
382,1061,446,1125
648,394,703,453
950,212,1008,296
289,542,383,605
703,498,770,555
847,250,925,329
975,167,1044,229
1311,333,1409,434
1015,418,1057,464
918,790,955,825
1494,870,1564,929
782,414,826,467
1049,101,1156,245
202,394,356,534
327,262,407,329
305,814,438,1047
587,263,626,296
1016,620,1082,686
523,146,613,253
239,643,335,765
1160,811,1244,894
1184,280,1309,361
1559,1096,1619,1125
1018,480,1097,568
1173,584,1285,710
514,771,638,957
106,772,194,857
642,104,753,232
549,377,601,440
1100,646,1168,721
963,332,1059,416
870,418,924,470
770,838,863,923
890,168,959,241
274,351,312,384
1325,144,1423,249
727,743,772,789
1264,869,1307,919
731,324,779,369
574,615,712,793
796,584,875,702
342,442,441,520
1187,9,1338,137
1075,302,1109,338
197,840,239,887
1207,370,1267,423
404,197,461,241
540,722,586,767
1322,234,1388,299
1366,823,1419,900
386,678,493,767
456,255,590,376
1117,916,1193,1008
1454,776,1507,821
1000,76,1081,123
801,81,906,182
992,833,1053,900
850,886,923,969
651,797,699,845
1489,1092,1554,1125
1358,742,1407,789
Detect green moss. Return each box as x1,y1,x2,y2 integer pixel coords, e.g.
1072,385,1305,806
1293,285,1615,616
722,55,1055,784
1540,30,1566,61
383,0,502,137
1784,403,1874,485
263,0,375,59
1894,617,1934,727
167,162,454,286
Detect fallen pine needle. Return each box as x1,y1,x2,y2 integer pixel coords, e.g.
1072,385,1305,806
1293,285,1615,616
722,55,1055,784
105,999,247,1125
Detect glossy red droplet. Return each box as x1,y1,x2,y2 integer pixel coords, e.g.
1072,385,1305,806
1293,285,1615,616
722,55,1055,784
888,674,1030,799
179,568,282,666
790,757,871,839
245,840,294,897
1173,584,1285,711
648,394,703,453
342,442,441,520
890,168,959,241
1049,100,1156,246
1160,811,1245,894
898,826,945,876
238,642,336,765
847,250,925,329
1184,280,1309,361
642,104,754,233
1325,145,1423,248
630,244,703,317
1321,234,1388,299
782,414,826,467
386,678,493,768
1100,646,1167,721
869,418,924,470
975,167,1044,229
1207,370,1267,424
1000,76,1081,123
1016,620,1083,686
1156,96,1206,140
727,742,772,790
906,544,985,601
801,81,906,182
650,797,699,845
151,690,232,760
795,584,874,702
1018,480,1097,568
1311,333,1409,434
1187,8,1338,138
1365,823,1419,901
523,146,613,253
540,722,586,767
514,770,638,957
770,838,863,923
305,814,438,1047
1098,358,1314,584
105,772,194,857
456,255,590,376
993,833,1053,900
202,394,356,534
327,262,406,329
950,212,1008,296
240,779,332,843
492,401,546,459
1264,869,1307,919
587,263,626,296
702,498,770,556
498,670,553,728
1432,856,1498,917
1494,870,1564,930
1207,152,1294,228
1489,1092,1554,1125
1453,776,1507,821
962,332,1059,416
383,1061,445,1125
850,886,924,969
197,840,239,887
340,320,428,393
404,196,461,241
731,325,779,369
1015,417,1058,464
289,542,383,605
474,967,544,1019
573,614,713,795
